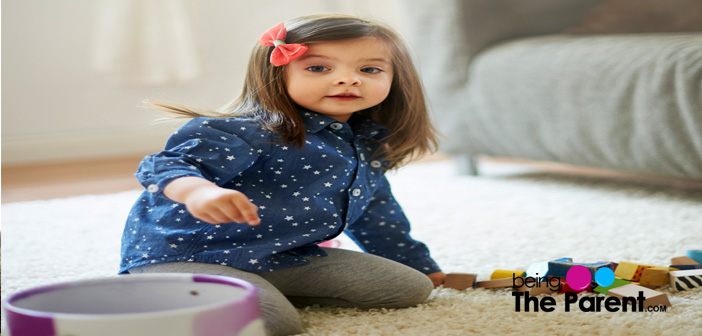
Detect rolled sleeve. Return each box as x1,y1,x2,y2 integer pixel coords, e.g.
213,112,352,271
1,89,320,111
135,117,263,194
345,176,442,275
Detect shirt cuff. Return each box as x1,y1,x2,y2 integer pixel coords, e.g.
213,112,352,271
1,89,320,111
136,170,204,196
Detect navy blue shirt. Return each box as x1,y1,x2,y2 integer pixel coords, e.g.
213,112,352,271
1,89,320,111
120,109,441,275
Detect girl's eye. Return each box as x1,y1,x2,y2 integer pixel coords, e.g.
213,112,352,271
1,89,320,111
306,65,330,72
360,67,383,74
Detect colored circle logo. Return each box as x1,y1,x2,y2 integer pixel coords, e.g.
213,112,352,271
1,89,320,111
565,266,615,291
595,267,615,287
565,265,591,291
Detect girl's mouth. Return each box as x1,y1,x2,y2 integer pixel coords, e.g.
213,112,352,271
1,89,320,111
326,93,360,101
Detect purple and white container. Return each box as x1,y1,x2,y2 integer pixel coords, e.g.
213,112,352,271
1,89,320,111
2,274,264,336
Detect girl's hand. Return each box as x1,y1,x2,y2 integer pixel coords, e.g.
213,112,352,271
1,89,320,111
164,176,260,225
428,271,446,288
185,186,260,225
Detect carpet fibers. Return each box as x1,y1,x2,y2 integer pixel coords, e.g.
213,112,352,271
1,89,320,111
2,160,701,335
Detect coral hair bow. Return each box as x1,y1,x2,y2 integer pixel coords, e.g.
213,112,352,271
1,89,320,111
258,22,308,66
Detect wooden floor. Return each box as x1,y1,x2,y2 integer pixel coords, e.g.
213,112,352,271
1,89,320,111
2,155,146,203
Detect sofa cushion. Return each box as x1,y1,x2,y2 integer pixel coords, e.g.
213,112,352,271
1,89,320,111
455,34,702,178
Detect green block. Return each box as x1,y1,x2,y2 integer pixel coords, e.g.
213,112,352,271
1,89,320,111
594,278,631,295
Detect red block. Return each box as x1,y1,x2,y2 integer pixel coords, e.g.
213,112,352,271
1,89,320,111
559,278,593,294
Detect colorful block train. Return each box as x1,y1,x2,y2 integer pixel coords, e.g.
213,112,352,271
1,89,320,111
443,250,702,308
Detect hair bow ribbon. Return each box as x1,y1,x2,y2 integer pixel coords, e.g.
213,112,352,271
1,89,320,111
258,22,308,66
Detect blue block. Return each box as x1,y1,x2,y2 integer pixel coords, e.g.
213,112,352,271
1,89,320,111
547,258,573,279
671,264,702,270
547,258,615,279
687,250,702,264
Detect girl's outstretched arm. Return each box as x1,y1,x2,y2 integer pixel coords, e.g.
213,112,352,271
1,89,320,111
164,176,260,226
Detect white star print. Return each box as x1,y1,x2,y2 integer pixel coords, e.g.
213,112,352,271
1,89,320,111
124,113,439,275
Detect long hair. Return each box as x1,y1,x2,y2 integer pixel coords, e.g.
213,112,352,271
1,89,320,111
148,14,439,169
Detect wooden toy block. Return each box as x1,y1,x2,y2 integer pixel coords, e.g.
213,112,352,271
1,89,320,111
559,278,592,294
614,262,669,282
671,256,700,265
669,264,702,271
593,278,630,295
639,268,669,287
669,269,702,292
687,250,702,264
444,273,477,290
609,284,671,308
476,277,520,289
548,258,614,279
490,269,526,280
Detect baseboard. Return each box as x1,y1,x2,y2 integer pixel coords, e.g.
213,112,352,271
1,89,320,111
2,127,176,166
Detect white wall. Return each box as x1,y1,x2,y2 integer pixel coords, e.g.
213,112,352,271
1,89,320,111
1,0,408,165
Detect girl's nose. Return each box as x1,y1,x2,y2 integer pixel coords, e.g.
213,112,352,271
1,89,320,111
333,73,361,86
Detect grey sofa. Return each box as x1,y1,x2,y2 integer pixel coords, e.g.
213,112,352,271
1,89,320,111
405,0,702,179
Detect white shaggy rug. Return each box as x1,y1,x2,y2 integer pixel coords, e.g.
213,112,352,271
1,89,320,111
2,159,702,335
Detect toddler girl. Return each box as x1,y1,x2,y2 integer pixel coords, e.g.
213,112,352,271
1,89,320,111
120,14,445,336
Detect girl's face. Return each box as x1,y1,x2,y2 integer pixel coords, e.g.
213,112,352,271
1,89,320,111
285,37,393,122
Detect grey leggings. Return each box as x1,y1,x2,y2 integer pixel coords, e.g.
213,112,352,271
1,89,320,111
129,248,434,336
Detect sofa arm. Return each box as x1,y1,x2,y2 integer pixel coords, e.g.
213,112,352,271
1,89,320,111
405,0,604,63
403,0,605,149
457,0,604,55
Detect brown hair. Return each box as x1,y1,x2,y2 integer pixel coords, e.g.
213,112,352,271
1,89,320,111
148,14,439,169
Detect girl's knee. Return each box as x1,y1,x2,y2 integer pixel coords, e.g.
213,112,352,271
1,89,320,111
399,271,434,306
259,304,301,336
367,270,434,309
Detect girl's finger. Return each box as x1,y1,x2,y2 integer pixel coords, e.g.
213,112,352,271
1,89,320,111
204,208,232,224
230,197,260,225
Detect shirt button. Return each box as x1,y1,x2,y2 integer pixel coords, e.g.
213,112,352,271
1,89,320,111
330,123,343,130
147,184,159,193
352,189,362,197
370,160,382,168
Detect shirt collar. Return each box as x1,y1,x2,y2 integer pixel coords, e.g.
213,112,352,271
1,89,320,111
300,109,390,140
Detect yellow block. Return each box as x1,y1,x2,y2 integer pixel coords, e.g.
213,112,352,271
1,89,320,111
639,268,669,287
614,262,671,281
490,269,526,280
